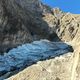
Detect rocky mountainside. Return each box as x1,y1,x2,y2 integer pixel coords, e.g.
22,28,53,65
0,0,80,53
0,0,80,80
0,0,55,53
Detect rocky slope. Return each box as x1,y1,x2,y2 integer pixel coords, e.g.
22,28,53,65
0,0,80,53
7,52,73,80
0,0,56,53
43,8,80,42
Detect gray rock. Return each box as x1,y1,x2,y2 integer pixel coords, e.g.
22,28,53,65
0,0,58,53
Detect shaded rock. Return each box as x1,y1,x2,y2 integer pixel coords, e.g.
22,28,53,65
0,0,80,53
0,0,61,53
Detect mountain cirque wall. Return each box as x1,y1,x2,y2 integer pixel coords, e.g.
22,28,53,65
0,0,56,53
0,0,80,53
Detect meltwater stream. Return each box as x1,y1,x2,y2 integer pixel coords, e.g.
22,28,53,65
0,40,73,79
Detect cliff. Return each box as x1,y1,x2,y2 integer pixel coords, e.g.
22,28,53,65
0,0,55,53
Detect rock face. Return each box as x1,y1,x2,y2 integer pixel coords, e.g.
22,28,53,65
43,8,80,42
0,0,55,53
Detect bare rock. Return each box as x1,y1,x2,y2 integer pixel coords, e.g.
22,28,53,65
0,0,56,53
